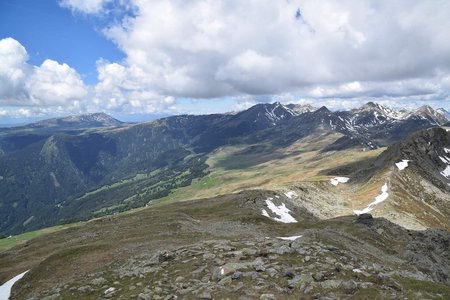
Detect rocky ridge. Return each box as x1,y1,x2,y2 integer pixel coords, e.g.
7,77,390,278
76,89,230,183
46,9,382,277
35,225,450,300
7,191,449,299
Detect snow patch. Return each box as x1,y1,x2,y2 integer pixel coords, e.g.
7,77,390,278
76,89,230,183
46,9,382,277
262,209,270,218
330,177,350,186
353,183,389,215
441,166,450,178
439,156,450,164
261,198,297,223
439,149,450,178
0,270,29,300
395,160,409,170
276,235,302,241
284,191,297,199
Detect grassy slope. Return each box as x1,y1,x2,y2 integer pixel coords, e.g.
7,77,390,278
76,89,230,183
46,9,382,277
154,132,384,205
0,192,273,286
1,131,449,298
0,132,384,253
2,190,449,299
0,223,83,253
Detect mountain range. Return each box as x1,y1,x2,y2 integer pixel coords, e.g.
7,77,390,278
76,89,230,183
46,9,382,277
1,101,450,299
0,102,449,235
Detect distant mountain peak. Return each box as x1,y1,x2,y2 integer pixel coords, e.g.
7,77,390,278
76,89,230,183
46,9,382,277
415,105,436,116
261,102,296,124
226,101,299,132
361,101,378,109
413,105,449,125
316,106,331,114
60,112,119,123
437,107,450,114
356,101,407,120
360,101,388,112
285,103,316,114
437,108,450,121
30,112,123,130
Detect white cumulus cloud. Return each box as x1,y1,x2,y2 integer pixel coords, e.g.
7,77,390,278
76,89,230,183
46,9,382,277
0,37,88,110
91,0,450,106
59,0,111,14
0,38,29,101
3,0,450,119
26,60,88,106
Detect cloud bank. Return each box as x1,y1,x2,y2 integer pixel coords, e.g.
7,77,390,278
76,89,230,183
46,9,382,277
2,0,450,118
59,0,111,14
0,38,87,117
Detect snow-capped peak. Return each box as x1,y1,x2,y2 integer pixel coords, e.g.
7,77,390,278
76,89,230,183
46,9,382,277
358,102,408,120
262,102,296,125
285,103,317,115
437,108,450,120
412,105,449,125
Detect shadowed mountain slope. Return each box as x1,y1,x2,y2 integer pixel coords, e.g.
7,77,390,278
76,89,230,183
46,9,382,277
0,103,448,235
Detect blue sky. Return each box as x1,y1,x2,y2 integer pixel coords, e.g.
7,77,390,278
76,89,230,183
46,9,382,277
0,0,449,124
0,0,123,84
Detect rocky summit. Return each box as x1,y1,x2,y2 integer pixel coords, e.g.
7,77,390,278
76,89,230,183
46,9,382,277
1,189,449,299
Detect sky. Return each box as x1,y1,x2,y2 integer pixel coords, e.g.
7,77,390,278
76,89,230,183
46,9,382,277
0,0,450,124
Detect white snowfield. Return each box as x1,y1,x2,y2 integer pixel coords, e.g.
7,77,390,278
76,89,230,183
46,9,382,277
330,177,350,186
276,235,302,241
439,148,450,178
439,156,450,164
284,191,298,199
353,183,389,215
441,166,450,178
0,270,29,300
395,160,409,170
261,198,298,223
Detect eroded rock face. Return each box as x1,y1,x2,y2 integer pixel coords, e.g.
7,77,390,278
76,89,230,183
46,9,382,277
376,127,450,190
404,228,450,283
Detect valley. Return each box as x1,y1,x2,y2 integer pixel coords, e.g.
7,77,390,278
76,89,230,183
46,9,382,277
1,102,448,236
